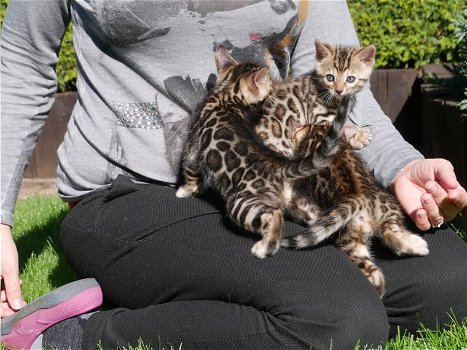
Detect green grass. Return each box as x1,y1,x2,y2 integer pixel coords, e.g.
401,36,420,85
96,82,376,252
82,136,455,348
9,195,467,350
12,196,76,302
355,316,467,350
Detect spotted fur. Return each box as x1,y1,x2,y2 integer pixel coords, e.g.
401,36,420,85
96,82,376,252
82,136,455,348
176,46,352,259
255,40,428,296
256,39,374,156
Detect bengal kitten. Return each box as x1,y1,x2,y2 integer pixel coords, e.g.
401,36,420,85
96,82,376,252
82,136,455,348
176,46,353,259
256,40,428,296
256,39,373,156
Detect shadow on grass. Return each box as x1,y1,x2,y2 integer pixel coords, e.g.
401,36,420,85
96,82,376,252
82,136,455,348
15,200,78,290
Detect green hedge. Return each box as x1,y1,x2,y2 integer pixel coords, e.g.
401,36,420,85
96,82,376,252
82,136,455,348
348,0,465,68
56,26,77,92
1,0,465,91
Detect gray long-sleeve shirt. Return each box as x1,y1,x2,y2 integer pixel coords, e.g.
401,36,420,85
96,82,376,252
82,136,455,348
1,0,423,226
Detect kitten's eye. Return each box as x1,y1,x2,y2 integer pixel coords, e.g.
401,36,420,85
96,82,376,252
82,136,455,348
325,74,335,82
346,76,356,83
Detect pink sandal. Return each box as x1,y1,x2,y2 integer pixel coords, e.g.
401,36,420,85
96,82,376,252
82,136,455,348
1,278,103,350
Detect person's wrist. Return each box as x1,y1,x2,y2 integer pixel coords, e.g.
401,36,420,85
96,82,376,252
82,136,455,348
389,159,419,194
1,223,13,236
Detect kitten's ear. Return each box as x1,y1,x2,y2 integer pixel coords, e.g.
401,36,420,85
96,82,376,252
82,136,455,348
253,66,270,89
355,45,376,67
315,39,334,61
215,46,238,80
243,66,270,103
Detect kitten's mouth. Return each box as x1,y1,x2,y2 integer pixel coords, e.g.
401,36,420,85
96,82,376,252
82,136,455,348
333,91,347,97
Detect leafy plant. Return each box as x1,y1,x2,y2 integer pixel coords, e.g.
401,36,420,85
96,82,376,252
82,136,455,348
422,9,467,117
56,25,77,92
453,9,467,112
348,0,465,69
0,0,7,25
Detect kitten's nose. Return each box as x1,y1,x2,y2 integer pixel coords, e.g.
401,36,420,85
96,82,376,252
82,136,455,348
335,89,343,95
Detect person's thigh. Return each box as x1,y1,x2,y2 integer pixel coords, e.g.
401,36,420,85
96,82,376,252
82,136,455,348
374,226,467,337
61,176,389,349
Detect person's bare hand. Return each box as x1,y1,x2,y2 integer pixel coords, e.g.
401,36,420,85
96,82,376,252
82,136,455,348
390,158,467,231
1,223,25,318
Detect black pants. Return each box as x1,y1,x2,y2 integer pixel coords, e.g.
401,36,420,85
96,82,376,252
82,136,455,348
60,176,467,350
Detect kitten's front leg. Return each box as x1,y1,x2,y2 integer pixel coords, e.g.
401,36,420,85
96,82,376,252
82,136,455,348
176,178,204,198
344,125,372,150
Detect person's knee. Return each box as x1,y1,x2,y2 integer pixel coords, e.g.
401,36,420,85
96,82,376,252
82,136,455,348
396,260,466,335
324,296,389,349
385,237,467,337
282,288,389,349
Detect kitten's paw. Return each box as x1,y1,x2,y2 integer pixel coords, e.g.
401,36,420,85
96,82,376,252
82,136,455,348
280,238,292,248
348,127,372,150
368,268,385,298
251,239,279,259
176,185,198,198
397,234,429,256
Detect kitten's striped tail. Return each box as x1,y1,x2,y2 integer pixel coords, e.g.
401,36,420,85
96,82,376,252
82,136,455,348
281,94,354,179
281,197,359,249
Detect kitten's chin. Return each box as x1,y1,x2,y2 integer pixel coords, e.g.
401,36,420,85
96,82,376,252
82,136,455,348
334,91,354,100
330,92,345,101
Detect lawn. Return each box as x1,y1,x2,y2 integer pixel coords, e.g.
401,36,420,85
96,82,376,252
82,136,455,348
8,195,467,350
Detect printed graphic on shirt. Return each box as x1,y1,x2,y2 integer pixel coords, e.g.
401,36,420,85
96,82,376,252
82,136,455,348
163,75,207,113
110,95,190,175
163,118,191,173
93,0,280,47
113,102,164,130
214,0,307,79
97,0,308,178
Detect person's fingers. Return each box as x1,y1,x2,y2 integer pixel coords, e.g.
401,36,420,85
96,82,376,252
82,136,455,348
425,181,447,205
421,193,444,228
433,159,458,190
424,181,450,220
3,273,24,311
1,289,6,302
425,180,467,221
1,302,17,318
413,208,431,231
447,185,467,209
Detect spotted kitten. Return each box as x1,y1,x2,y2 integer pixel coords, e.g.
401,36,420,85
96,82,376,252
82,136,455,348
176,46,352,259
256,40,428,296
255,39,373,156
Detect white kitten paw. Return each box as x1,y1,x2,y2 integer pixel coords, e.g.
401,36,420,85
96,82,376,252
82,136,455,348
348,127,372,150
398,234,429,256
176,185,198,198
368,268,386,298
251,239,279,258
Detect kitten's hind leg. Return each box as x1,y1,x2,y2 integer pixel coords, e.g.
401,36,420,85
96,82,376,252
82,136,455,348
380,221,429,256
250,207,284,259
176,180,203,198
176,169,204,198
282,197,359,249
338,234,386,297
